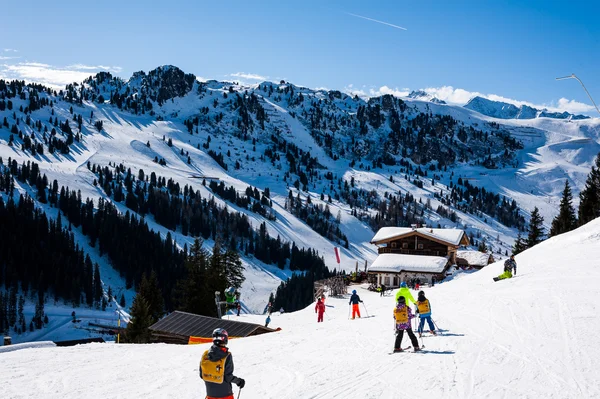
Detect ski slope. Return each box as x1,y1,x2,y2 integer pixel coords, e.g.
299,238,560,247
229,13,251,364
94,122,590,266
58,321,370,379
2,217,600,399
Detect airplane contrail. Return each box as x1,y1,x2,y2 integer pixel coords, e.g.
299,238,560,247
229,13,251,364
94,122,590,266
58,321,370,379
346,12,407,31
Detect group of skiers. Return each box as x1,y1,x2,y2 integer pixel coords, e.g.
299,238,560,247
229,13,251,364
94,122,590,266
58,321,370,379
201,258,519,397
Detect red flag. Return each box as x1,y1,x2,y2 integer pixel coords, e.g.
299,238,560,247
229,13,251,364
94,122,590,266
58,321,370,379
334,247,341,264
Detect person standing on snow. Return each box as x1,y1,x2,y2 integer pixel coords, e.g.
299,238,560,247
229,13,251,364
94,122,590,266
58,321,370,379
265,315,271,327
415,290,436,337
494,255,517,281
395,282,416,307
393,296,420,352
349,289,363,319
199,328,245,399
380,283,386,297
315,298,325,322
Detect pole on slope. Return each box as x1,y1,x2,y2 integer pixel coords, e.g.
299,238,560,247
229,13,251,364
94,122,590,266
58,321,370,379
348,304,351,320
432,318,443,336
361,302,370,318
237,387,242,399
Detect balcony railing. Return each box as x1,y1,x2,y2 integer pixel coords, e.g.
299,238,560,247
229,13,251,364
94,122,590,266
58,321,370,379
378,248,447,257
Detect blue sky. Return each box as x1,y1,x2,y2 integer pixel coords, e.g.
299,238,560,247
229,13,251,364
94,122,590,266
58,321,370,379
1,0,599,114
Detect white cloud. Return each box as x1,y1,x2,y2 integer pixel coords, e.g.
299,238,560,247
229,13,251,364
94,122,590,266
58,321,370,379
3,49,18,52
0,62,122,88
0,56,19,60
555,98,596,114
343,84,409,99
229,72,267,81
67,64,122,73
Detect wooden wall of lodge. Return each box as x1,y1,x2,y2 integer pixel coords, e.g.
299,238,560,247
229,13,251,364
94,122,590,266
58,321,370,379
378,236,457,262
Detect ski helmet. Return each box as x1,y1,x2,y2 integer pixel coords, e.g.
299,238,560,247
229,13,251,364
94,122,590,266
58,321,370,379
397,295,406,304
352,290,357,294
212,328,229,346
400,282,407,288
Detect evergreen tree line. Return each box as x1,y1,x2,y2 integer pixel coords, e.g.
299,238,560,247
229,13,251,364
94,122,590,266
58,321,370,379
271,261,334,313
88,163,325,272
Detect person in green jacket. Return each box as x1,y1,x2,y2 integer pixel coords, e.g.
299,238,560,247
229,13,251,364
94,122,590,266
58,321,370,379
395,282,416,307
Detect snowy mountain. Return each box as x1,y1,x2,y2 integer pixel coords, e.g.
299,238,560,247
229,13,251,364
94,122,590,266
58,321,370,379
407,90,446,104
464,95,590,120
0,66,599,340
2,216,600,398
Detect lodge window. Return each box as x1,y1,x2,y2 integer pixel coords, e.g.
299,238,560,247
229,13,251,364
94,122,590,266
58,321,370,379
418,244,424,250
402,243,408,249
391,242,397,248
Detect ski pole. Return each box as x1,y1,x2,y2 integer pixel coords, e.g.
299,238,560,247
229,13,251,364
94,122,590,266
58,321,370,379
432,318,442,336
361,302,370,318
348,304,351,319
237,387,242,399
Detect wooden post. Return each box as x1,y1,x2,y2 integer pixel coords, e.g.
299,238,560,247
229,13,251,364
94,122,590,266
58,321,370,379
3,336,11,346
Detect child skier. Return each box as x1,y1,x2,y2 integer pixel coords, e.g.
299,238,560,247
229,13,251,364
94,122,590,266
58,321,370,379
416,290,436,337
199,328,245,399
395,282,416,306
349,289,363,319
393,296,420,352
315,298,325,322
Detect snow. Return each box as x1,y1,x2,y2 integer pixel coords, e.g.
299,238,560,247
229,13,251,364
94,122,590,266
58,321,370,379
371,226,465,246
456,250,492,267
2,217,600,398
0,341,55,354
369,253,449,273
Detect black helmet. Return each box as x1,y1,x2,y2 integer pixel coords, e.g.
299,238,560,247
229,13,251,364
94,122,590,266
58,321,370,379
212,328,229,346
397,295,406,304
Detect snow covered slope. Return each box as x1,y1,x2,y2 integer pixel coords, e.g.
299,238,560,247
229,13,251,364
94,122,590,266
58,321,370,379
2,217,600,398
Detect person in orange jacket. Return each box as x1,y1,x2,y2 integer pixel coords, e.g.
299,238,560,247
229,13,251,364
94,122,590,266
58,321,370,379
349,290,363,319
315,298,325,322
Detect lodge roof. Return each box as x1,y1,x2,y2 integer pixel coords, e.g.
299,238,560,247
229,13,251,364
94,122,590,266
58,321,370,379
368,253,449,274
149,311,275,339
371,227,467,246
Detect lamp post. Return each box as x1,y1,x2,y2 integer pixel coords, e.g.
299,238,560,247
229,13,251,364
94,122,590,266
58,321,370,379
556,74,600,115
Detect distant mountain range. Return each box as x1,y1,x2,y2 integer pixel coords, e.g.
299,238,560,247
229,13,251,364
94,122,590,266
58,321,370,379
464,96,589,120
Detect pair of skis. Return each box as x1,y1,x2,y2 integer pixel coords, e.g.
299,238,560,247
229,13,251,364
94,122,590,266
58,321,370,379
388,346,425,354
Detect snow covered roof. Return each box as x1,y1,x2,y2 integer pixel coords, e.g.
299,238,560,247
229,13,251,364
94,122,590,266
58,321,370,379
456,250,492,267
371,227,466,246
368,253,449,273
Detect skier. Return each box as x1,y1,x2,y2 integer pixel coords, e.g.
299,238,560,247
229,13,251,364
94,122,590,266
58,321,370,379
415,290,436,337
315,298,325,322
380,283,386,297
265,315,271,328
349,289,363,319
395,282,416,307
494,255,516,281
393,296,420,352
279,307,284,314
224,287,237,309
199,328,245,399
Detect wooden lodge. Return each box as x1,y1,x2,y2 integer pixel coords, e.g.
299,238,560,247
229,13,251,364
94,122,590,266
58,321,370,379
368,226,469,287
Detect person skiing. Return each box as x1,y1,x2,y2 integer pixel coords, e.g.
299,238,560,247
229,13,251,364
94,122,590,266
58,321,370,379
265,315,271,327
395,282,416,307
415,290,436,337
315,298,325,322
349,289,363,319
199,328,245,399
380,283,386,297
393,296,420,352
224,287,236,309
494,255,516,281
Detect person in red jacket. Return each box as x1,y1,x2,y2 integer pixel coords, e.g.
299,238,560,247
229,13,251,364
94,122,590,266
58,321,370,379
315,298,325,322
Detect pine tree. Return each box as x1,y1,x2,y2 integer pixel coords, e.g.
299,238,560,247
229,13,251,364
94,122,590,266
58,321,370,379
526,207,545,248
176,238,213,316
125,296,152,343
138,271,165,323
119,294,126,307
578,154,600,225
512,232,527,255
550,180,577,236
93,263,102,306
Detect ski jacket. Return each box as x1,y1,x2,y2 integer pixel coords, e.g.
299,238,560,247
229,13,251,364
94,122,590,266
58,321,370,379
349,293,363,305
416,299,432,317
395,287,416,306
504,259,517,274
394,303,415,331
315,301,325,314
200,345,242,398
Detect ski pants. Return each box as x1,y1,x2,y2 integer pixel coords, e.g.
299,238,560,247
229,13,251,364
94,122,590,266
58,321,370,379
352,303,361,319
418,316,435,334
317,312,324,322
394,328,419,349
497,270,512,280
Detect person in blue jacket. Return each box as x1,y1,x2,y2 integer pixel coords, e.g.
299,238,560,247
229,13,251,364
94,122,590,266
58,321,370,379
415,290,436,337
